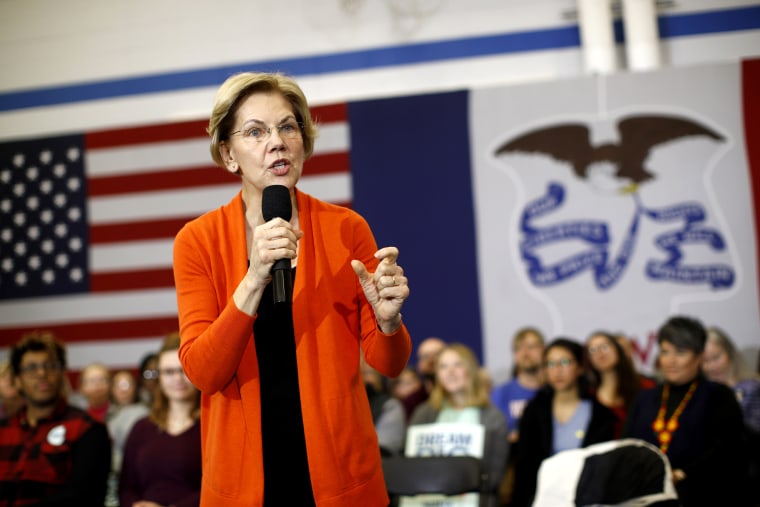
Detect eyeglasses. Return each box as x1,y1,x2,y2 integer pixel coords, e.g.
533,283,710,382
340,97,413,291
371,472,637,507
588,343,611,355
19,362,62,375
158,367,185,377
142,369,158,380
230,121,303,143
545,358,575,369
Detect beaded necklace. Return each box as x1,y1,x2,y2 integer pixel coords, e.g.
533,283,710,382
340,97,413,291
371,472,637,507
651,380,698,453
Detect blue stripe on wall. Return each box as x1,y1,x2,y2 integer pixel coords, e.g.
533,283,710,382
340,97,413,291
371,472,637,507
0,6,757,113
348,91,483,360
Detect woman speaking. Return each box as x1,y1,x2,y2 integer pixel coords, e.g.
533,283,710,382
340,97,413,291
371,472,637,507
173,72,412,507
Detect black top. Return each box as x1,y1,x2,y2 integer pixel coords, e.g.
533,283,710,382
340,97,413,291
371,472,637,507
623,376,751,506
511,388,617,507
254,268,315,506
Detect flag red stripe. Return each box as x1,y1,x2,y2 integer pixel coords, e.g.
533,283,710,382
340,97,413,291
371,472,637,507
90,216,192,244
0,316,180,347
304,152,350,176
86,119,209,149
91,268,175,292
88,165,235,196
87,152,347,197
312,103,348,124
742,58,760,315
84,105,347,149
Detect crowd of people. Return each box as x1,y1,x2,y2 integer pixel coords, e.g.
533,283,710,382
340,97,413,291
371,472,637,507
0,318,758,506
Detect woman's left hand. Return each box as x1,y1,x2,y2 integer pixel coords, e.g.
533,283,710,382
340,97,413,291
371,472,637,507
352,246,409,334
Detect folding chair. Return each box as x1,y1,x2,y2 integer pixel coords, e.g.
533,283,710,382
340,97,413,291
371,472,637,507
382,455,490,507
532,438,680,507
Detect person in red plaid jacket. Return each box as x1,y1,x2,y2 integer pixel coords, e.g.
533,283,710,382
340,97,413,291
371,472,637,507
0,331,111,506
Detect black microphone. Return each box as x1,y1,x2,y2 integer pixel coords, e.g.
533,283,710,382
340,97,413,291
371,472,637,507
261,185,293,304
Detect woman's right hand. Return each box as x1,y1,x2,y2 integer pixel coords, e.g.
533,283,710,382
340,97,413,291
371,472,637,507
248,217,302,285
233,216,303,315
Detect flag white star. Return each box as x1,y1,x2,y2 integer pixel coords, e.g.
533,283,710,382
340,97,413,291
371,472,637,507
53,193,67,208
70,267,84,282
55,253,68,268
41,269,54,284
28,256,41,270
14,271,28,286
68,207,82,221
67,147,80,162
67,177,81,192
54,223,68,238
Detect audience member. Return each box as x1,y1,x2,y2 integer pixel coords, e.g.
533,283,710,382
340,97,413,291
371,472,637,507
490,327,545,442
586,331,655,436
702,326,760,505
416,336,446,393
0,361,23,419
361,353,406,456
396,336,446,421
390,367,422,401
490,327,546,506
512,338,616,507
702,326,760,431
390,367,425,421
0,331,111,505
119,333,201,507
106,370,150,504
111,369,140,407
623,316,750,506
77,362,112,423
409,343,509,507
137,352,159,406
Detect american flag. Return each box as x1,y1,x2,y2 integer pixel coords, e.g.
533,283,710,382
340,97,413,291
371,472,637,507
0,103,350,372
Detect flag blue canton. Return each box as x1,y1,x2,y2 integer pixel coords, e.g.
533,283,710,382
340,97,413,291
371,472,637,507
0,134,90,300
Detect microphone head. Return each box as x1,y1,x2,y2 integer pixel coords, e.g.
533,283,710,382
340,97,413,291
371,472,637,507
262,185,292,221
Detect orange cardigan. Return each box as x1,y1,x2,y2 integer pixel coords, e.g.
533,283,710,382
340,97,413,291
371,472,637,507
173,189,412,507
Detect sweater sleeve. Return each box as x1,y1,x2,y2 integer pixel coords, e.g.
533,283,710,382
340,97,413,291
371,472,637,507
347,209,412,378
173,215,256,394
482,406,510,492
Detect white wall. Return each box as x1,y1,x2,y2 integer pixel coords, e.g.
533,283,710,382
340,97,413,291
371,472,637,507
1,0,759,139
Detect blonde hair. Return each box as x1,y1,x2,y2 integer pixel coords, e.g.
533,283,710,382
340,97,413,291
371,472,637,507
706,326,754,380
427,343,491,410
149,332,200,431
207,72,318,168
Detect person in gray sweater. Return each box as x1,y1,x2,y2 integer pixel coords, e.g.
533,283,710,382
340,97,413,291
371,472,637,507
408,343,509,505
